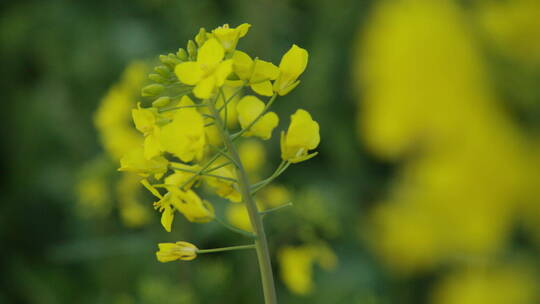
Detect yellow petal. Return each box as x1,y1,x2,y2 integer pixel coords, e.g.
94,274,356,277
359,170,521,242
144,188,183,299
251,59,279,83
193,76,216,99
248,112,279,140
161,206,174,232
197,38,224,67
236,95,265,127
233,50,254,80
251,80,274,96
287,109,320,149
274,45,308,95
175,62,203,85
215,59,233,87
143,131,161,160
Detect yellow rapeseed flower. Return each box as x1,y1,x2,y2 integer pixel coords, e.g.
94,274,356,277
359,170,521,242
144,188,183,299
167,187,214,223
204,166,241,203
232,51,279,96
165,163,201,190
175,38,232,99
281,109,320,163
211,23,251,52
132,104,162,159
156,241,198,262
236,96,279,140
118,147,168,179
141,179,175,232
273,45,308,96
160,96,206,162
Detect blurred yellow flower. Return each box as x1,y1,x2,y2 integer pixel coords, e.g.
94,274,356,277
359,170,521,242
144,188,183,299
476,0,540,64
116,174,151,227
226,203,252,232
238,139,266,173
94,62,145,160
156,241,198,262
280,109,320,163
432,263,537,304
236,95,279,140
273,45,308,96
278,243,337,296
175,38,232,99
357,0,536,273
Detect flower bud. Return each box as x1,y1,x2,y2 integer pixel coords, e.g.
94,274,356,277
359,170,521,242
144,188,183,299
154,65,170,77
195,28,208,47
148,73,166,83
187,40,197,60
141,84,165,97
177,48,188,61
156,241,198,262
152,96,171,108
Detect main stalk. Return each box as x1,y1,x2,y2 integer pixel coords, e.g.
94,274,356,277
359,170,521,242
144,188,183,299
207,96,278,304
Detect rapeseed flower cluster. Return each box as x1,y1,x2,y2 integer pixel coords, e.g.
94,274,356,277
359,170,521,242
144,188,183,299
114,24,319,303
357,0,540,303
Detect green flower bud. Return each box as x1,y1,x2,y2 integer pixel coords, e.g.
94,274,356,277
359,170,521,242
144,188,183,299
152,96,171,107
148,73,166,83
177,48,188,61
187,40,197,60
154,65,170,77
142,84,165,97
195,28,207,47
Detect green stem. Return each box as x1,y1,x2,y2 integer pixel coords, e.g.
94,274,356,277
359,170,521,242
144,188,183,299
197,244,255,254
259,202,293,216
215,217,256,238
170,165,237,183
207,95,278,304
251,161,291,195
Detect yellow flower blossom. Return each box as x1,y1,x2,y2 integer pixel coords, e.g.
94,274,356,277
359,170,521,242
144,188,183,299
236,96,279,140
156,241,198,262
165,163,201,190
160,96,206,162
232,51,279,96
118,147,168,179
204,166,241,203
167,187,214,223
281,109,320,163
175,38,232,99
132,104,162,159
273,45,308,96
141,179,175,232
211,23,251,52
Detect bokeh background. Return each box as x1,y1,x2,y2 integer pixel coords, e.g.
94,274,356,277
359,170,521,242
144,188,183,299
2,0,540,303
